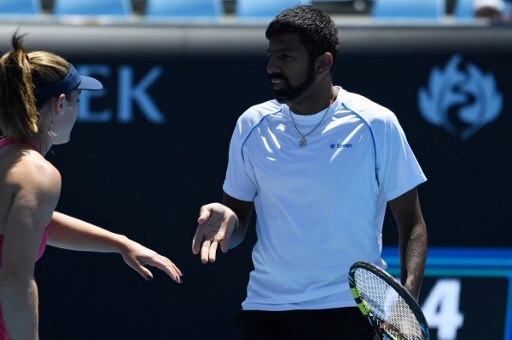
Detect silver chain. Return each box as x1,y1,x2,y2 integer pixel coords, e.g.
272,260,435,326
289,105,331,147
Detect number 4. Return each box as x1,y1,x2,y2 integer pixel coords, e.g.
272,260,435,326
421,279,464,340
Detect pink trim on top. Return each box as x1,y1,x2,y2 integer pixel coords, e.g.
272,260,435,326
0,137,39,152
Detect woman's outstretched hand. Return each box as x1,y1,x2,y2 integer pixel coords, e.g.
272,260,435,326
120,239,183,283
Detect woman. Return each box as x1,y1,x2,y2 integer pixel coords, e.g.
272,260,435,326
0,33,183,340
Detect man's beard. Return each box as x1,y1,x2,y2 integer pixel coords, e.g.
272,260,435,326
271,61,316,104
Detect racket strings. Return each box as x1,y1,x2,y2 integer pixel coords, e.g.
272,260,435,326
354,269,423,340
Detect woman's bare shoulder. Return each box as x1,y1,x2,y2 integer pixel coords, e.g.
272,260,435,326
6,148,61,197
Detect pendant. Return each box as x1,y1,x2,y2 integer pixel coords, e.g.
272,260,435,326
299,137,307,147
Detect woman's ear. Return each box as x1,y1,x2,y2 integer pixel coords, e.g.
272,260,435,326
51,93,66,116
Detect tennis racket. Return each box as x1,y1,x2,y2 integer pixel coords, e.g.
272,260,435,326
348,261,429,340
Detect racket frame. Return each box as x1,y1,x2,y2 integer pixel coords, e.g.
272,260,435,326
348,261,429,340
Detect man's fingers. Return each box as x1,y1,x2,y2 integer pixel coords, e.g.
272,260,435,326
197,205,212,224
209,240,218,262
219,218,236,253
193,205,212,254
194,203,235,261
218,214,237,253
200,240,211,264
192,225,205,254
220,239,229,253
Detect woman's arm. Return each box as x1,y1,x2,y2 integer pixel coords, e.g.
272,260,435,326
48,212,182,282
0,159,60,340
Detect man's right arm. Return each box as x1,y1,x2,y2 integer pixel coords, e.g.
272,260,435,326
222,193,253,249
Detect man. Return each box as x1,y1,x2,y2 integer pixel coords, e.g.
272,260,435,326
192,5,427,339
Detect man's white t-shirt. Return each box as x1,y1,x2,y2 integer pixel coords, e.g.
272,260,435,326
223,87,426,311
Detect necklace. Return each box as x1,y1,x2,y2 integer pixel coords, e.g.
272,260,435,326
289,102,332,147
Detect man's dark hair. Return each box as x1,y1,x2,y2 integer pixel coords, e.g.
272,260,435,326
265,5,339,73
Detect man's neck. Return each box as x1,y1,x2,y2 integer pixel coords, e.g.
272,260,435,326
288,85,338,115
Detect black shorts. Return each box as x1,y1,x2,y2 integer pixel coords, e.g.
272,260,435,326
237,307,376,340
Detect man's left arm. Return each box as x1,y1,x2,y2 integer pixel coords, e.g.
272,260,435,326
388,187,427,301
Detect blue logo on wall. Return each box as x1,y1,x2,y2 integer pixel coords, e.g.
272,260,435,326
418,54,502,140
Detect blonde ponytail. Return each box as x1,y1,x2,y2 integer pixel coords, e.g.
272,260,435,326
0,33,39,139
0,32,70,139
